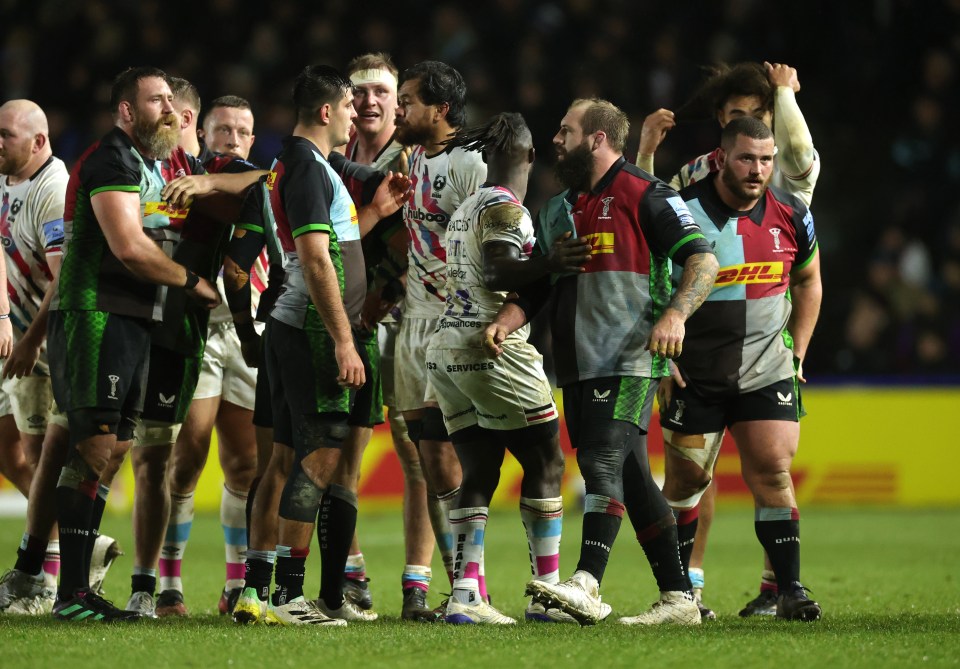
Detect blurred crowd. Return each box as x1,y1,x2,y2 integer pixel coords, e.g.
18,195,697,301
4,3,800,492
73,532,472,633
1,0,957,377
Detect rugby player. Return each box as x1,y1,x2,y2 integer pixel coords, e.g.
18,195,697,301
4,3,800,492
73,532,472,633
393,60,488,601
426,112,589,624
636,61,819,617
154,95,264,618
486,98,718,625
655,117,822,621
47,67,220,622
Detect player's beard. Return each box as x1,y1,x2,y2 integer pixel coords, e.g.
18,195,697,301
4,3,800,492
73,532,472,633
721,165,768,205
554,142,594,193
0,144,29,177
133,111,180,159
394,119,430,147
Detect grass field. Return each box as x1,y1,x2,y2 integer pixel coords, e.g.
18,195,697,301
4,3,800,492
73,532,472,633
1,506,958,669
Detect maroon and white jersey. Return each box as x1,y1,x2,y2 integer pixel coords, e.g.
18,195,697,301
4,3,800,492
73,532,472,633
402,145,485,318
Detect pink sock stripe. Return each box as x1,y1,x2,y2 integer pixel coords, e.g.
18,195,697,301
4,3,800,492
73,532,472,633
760,582,779,594
226,562,246,581
159,558,181,578
403,581,430,593
535,554,559,577
462,562,480,580
43,559,61,577
478,574,488,599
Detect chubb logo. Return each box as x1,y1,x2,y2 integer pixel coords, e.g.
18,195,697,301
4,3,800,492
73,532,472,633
593,388,611,403
777,391,793,406
714,261,784,286
581,232,615,255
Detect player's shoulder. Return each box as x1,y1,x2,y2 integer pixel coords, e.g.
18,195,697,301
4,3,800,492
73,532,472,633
30,157,70,192
766,183,809,219
447,146,485,170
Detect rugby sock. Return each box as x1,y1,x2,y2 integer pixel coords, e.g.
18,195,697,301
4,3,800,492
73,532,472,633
244,549,275,602
317,485,358,609
131,566,157,595
345,552,367,582
43,540,61,585
84,484,109,579
55,459,98,598
449,506,487,604
14,533,46,576
754,507,801,591
759,569,779,595
636,512,690,592
576,494,624,583
272,545,308,606
159,491,194,593
675,506,699,572
221,485,248,591
478,547,488,602
402,564,432,592
519,496,563,584
429,487,459,585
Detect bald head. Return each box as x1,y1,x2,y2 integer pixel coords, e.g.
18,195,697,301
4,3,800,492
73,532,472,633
0,100,52,182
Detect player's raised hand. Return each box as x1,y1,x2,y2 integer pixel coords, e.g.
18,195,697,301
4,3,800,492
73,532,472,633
335,341,366,389
638,109,676,157
764,62,800,93
546,232,592,274
373,170,412,218
162,174,213,209
0,318,13,360
647,307,686,359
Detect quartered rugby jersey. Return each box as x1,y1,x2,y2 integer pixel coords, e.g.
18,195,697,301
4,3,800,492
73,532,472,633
676,173,817,395
532,158,712,386
402,145,486,318
264,136,364,330
54,127,203,321
435,185,535,346
151,146,261,354
231,177,284,324
0,156,68,341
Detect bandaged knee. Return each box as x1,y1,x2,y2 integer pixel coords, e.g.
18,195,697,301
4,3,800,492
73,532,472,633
662,428,723,508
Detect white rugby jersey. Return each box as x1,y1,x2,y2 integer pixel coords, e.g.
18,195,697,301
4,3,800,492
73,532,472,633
0,156,68,372
434,185,535,347
402,145,486,318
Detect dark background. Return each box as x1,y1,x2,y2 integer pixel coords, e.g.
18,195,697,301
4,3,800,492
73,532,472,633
3,0,958,378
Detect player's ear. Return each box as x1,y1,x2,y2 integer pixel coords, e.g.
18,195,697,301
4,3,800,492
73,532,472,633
716,147,727,169
318,103,332,125
118,100,134,124
528,147,535,165
433,101,449,123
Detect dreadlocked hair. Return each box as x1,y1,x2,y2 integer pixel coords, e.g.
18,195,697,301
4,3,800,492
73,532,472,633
446,112,532,156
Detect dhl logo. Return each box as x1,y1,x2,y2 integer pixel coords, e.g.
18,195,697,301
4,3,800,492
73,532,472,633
581,232,614,254
143,201,190,220
265,171,278,191
715,261,783,286
350,203,358,226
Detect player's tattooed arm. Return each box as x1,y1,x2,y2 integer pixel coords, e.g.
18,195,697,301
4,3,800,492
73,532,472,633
647,251,718,359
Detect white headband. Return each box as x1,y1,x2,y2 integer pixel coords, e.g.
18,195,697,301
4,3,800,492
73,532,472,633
350,68,398,89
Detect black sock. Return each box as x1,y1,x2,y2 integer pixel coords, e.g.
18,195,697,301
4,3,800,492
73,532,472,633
14,534,47,576
56,464,98,599
131,573,156,595
675,507,699,574
272,547,308,606
754,507,801,591
575,495,624,582
637,513,690,592
245,476,261,533
244,555,273,602
84,484,109,579
317,485,358,609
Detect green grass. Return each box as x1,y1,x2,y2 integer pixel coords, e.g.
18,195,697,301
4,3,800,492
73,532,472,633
2,507,959,668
